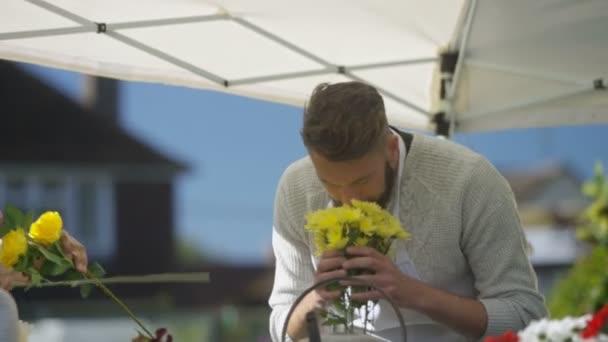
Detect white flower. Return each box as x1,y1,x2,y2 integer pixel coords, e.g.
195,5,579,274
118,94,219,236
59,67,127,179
518,315,592,341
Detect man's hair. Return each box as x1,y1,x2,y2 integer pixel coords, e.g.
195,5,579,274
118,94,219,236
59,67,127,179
301,81,389,161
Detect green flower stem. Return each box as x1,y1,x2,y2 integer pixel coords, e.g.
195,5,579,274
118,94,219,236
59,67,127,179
33,273,210,287
84,271,155,339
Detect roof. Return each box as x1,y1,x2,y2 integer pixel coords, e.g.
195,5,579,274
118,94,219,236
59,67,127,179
501,162,590,226
501,162,580,203
0,61,187,171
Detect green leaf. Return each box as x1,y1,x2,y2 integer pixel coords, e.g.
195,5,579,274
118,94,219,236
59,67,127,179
0,225,10,238
13,254,29,273
79,284,94,299
322,317,347,326
49,242,69,260
23,211,34,230
40,260,71,277
33,243,71,266
3,205,24,229
27,267,41,287
88,262,106,278
64,269,85,287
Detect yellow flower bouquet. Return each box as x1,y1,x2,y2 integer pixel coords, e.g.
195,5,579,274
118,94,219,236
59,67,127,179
305,200,409,332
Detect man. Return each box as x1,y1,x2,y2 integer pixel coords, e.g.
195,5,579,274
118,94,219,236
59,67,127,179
0,209,88,291
268,81,547,341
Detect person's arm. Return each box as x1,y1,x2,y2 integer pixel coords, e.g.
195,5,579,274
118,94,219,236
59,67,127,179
344,157,546,339
268,177,316,342
459,157,547,337
344,246,488,338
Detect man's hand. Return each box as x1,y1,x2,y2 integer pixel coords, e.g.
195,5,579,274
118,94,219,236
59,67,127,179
342,246,420,308
287,250,347,340
343,246,488,338
314,250,348,303
60,231,88,273
0,270,29,291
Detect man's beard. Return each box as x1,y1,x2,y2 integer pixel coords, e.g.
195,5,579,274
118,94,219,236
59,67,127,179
375,160,396,208
332,160,396,208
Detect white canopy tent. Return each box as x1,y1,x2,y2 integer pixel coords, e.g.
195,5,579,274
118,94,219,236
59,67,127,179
0,0,606,135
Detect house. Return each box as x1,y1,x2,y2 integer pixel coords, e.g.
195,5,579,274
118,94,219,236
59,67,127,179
501,162,591,295
0,61,187,281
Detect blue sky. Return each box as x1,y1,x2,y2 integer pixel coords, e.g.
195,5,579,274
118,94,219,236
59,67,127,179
20,63,608,265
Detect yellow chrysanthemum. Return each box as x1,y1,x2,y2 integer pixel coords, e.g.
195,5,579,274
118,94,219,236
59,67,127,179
0,228,28,268
354,237,369,246
306,200,409,254
351,200,383,216
359,217,375,235
29,211,63,245
313,233,328,255
326,235,349,250
337,207,362,223
326,224,343,244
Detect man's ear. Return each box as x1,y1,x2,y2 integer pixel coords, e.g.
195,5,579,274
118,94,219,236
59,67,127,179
386,133,399,160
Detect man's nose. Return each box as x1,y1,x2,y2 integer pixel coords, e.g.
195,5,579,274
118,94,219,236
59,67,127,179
339,188,360,206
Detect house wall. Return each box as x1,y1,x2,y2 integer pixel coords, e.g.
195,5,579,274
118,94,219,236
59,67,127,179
114,182,175,274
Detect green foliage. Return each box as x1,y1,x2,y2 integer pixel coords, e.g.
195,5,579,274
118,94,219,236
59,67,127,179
577,162,608,246
547,247,608,318
547,162,608,317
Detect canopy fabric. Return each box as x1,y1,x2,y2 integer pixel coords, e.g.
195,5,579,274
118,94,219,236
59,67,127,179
0,0,606,134
445,0,608,133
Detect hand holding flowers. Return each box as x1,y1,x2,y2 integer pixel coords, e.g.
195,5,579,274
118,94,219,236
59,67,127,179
304,200,409,332
0,205,155,340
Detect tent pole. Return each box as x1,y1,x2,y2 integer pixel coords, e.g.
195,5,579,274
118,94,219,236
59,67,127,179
0,27,91,40
231,57,437,86
442,0,478,138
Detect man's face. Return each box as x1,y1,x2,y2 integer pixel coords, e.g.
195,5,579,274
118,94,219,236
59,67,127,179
309,135,398,208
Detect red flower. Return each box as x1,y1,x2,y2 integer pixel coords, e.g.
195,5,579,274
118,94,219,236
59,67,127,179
485,330,519,342
581,305,608,339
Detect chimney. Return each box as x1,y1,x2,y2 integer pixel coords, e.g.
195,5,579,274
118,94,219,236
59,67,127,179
82,75,120,124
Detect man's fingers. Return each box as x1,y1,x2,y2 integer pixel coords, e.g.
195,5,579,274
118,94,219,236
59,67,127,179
316,269,346,283
317,256,346,273
342,256,378,271
62,232,88,273
320,250,343,258
350,290,383,302
0,272,31,291
339,275,374,287
72,250,88,273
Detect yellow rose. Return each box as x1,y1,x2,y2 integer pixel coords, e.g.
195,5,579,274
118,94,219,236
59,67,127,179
29,211,63,245
0,228,28,268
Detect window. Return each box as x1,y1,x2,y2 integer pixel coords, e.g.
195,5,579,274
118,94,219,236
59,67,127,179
5,177,28,211
0,172,115,258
